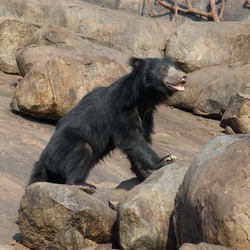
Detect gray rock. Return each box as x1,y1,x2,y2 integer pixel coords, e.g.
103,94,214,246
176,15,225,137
118,160,190,250
19,182,116,249
179,242,232,250
0,17,40,73
167,62,250,118
220,93,250,134
11,45,126,120
0,245,14,250
166,22,250,72
174,134,250,250
222,0,250,21
81,0,250,22
25,24,131,72
0,0,179,57
83,244,112,250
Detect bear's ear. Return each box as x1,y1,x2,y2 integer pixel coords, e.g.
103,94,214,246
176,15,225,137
129,57,146,71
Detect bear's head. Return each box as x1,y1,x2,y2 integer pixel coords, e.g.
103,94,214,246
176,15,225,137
129,57,186,95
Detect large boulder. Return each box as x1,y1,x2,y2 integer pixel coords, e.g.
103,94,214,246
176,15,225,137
179,242,232,250
166,22,250,72
0,0,179,57
118,160,190,250
25,24,131,72
174,134,250,250
167,62,250,118
10,45,126,120
0,17,40,73
81,0,250,22
19,183,116,249
220,93,250,134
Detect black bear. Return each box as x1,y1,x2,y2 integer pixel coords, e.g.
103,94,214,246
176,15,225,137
29,57,186,189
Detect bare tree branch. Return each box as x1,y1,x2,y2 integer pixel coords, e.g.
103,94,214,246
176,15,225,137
174,0,178,20
156,0,226,21
210,0,219,22
219,0,226,20
146,0,153,16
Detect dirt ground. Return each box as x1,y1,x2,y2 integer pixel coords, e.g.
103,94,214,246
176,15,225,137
0,71,221,246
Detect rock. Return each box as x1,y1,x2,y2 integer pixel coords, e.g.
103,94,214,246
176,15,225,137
0,71,22,97
220,93,250,134
83,244,112,250
179,242,232,250
223,126,236,135
48,225,98,250
0,16,40,73
109,178,140,211
19,182,116,250
81,0,250,22
167,62,250,118
0,0,179,57
219,0,250,21
118,160,190,250
0,242,30,250
11,45,126,120
81,0,171,20
0,245,14,250
166,22,250,72
174,134,250,250
25,24,131,72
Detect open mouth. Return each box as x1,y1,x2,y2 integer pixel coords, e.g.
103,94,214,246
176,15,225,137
165,76,186,92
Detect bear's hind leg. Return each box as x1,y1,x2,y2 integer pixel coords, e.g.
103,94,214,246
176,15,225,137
65,142,96,192
66,163,97,194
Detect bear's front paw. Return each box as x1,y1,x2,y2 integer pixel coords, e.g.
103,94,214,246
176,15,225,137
162,154,177,165
71,183,96,194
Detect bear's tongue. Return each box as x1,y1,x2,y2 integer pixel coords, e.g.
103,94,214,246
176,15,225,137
171,83,185,91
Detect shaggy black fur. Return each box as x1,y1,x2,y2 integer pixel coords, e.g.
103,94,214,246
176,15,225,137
29,57,186,187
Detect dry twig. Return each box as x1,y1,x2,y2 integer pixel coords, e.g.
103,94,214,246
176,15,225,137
174,0,178,20
156,0,226,21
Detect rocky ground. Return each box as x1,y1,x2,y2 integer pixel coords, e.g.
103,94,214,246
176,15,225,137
0,71,221,246
0,1,249,249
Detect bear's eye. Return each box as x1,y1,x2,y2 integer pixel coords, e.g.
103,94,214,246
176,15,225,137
161,66,168,73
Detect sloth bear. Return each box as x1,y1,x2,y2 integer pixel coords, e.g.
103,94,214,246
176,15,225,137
29,57,186,189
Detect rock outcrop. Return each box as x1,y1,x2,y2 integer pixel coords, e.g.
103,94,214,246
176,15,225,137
11,45,126,119
174,134,250,250
0,0,249,249
167,62,250,118
118,160,190,250
25,24,131,72
19,183,116,249
166,22,250,72
179,242,232,250
220,93,250,134
0,0,178,57
82,0,250,22
0,17,40,73
0,1,250,121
